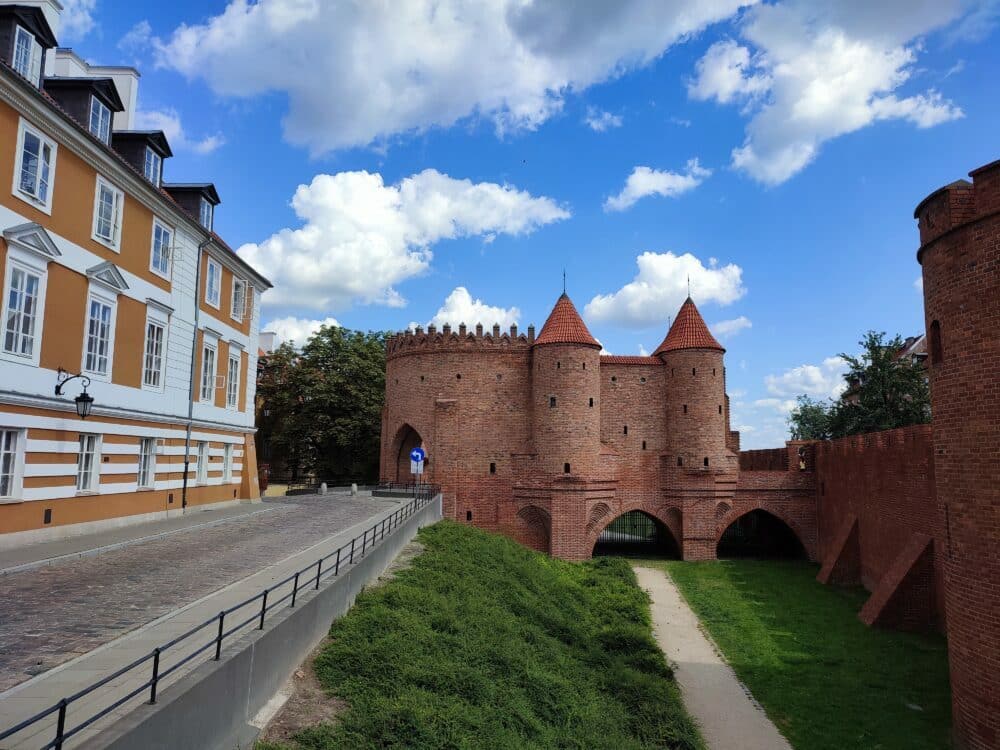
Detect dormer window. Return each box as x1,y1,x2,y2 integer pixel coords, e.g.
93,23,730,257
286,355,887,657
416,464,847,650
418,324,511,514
12,26,42,85
199,198,214,231
143,147,162,186
89,97,112,143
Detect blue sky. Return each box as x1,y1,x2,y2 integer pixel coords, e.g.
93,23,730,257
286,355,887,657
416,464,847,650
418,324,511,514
63,0,999,448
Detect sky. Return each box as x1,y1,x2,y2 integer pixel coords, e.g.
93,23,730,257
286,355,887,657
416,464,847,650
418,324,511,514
62,0,1000,448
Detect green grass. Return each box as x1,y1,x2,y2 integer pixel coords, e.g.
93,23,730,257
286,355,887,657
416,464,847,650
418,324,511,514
646,559,951,750
260,521,704,750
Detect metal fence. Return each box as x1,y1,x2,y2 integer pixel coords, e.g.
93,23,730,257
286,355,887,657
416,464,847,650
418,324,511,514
0,485,440,750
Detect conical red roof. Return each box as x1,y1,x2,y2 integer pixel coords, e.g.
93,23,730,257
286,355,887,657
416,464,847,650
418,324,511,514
653,297,724,355
534,293,600,347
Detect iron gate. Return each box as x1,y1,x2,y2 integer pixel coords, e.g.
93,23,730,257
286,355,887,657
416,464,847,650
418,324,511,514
593,511,677,557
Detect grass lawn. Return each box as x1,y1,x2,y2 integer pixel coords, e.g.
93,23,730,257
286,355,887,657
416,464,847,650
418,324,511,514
646,559,951,750
259,521,704,750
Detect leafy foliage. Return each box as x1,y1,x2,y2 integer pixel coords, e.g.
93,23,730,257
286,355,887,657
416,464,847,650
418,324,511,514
256,326,388,482
787,331,930,441
261,521,704,750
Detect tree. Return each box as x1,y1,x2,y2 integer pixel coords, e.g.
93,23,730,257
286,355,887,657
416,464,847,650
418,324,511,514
787,331,930,441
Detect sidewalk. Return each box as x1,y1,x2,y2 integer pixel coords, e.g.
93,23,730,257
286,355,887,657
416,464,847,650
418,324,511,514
0,495,410,749
0,501,281,574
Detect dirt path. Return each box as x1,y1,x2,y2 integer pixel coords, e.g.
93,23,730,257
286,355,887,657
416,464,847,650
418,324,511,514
633,566,793,750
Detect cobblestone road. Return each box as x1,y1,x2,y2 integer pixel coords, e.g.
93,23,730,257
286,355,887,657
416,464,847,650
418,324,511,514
0,494,392,692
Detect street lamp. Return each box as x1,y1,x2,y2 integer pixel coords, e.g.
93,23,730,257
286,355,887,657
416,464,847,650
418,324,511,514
54,369,95,419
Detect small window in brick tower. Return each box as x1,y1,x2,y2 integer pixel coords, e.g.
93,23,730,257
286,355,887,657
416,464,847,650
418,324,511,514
704,457,709,467
466,510,472,521
683,404,688,414
623,425,628,435
550,396,557,408
564,463,571,474
589,398,594,407
677,457,683,466
719,405,723,414
557,361,561,369
489,462,496,474
929,320,943,364
642,441,646,450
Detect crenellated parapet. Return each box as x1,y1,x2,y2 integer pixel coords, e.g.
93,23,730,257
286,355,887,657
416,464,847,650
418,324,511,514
386,323,535,360
914,159,1000,253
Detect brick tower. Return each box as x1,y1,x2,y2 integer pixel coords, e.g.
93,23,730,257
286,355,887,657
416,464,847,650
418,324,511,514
915,159,1000,749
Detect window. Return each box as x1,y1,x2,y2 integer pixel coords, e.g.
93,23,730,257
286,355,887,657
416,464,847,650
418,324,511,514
196,441,208,484
12,26,42,84
223,444,233,482
704,457,710,467
200,339,218,402
563,463,571,474
589,398,594,407
226,352,240,409
489,462,496,474
231,278,246,321
683,404,688,414
642,441,647,450
89,97,111,143
93,177,124,249
3,264,42,360
205,258,221,307
199,198,214,230
138,438,156,489
549,396,556,408
0,428,24,498
14,120,56,211
83,294,115,377
623,425,628,435
142,315,166,389
150,220,172,278
677,457,683,466
76,434,99,492
143,147,162,186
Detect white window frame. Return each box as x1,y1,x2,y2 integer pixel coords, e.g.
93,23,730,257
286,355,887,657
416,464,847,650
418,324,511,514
88,96,112,143
12,25,42,85
0,427,26,501
142,307,168,392
225,350,241,409
205,258,221,308
149,218,172,280
196,441,208,485
76,433,101,493
1,248,48,367
82,286,118,381
143,146,162,186
12,118,57,214
200,335,218,403
199,198,213,231
230,277,246,322
223,444,234,483
138,437,156,489
92,175,125,251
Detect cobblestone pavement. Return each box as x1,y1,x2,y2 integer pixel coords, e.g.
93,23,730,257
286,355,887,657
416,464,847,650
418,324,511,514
0,494,393,692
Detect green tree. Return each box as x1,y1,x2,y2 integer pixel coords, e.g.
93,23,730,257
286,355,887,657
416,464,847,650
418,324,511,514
788,395,832,440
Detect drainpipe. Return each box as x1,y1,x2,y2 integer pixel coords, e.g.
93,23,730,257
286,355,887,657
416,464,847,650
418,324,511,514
181,239,212,510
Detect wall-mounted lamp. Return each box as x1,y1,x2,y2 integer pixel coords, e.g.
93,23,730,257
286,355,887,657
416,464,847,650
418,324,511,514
55,368,95,419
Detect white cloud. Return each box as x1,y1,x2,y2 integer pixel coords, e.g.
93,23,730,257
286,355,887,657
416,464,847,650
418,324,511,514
585,107,623,131
427,287,520,329
263,316,339,346
711,316,752,339
153,0,751,154
585,251,745,327
134,109,226,154
690,1,967,185
239,169,568,311
764,356,848,399
638,344,649,356
60,0,97,41
604,159,711,211
914,276,924,292
752,397,798,415
119,20,153,57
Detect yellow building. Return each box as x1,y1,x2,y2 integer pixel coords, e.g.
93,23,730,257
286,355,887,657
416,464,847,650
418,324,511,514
0,2,271,544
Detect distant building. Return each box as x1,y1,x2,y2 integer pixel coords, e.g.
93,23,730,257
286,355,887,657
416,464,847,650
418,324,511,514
842,333,928,405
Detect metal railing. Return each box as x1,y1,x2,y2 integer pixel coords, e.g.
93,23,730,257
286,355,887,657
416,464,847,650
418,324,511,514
0,486,440,750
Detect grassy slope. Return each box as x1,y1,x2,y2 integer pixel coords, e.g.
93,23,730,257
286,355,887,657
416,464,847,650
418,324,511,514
655,560,951,750
261,521,704,750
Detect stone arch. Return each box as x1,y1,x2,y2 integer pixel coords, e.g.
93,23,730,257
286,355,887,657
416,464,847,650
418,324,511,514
587,502,682,558
516,505,551,554
389,423,427,483
716,506,809,559
585,502,613,536
715,501,732,520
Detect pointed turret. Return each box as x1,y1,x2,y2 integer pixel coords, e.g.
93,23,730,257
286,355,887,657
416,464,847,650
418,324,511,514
534,293,600,348
653,297,724,355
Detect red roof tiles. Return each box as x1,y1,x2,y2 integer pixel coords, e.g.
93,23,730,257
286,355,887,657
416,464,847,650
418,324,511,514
653,297,724,355
599,355,663,365
534,293,600,347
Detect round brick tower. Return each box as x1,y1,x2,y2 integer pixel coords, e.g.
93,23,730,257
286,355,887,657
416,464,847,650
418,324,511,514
915,160,1000,750
531,293,602,477
655,297,728,471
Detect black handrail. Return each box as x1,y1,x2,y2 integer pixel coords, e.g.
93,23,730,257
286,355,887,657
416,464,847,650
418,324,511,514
0,486,440,750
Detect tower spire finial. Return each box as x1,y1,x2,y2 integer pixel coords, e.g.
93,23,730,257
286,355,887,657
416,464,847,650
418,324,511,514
563,269,566,295
687,274,691,298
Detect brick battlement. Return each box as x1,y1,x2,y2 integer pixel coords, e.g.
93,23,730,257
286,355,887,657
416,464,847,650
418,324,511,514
386,323,534,360
914,159,1000,252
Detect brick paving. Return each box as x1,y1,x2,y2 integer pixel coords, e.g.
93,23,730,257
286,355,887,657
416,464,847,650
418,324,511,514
0,493,391,693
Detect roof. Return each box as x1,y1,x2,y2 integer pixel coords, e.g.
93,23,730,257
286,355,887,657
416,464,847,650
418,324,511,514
111,130,173,158
600,355,663,365
1,6,57,48
43,76,125,111
163,183,221,205
653,297,724,355
534,293,600,347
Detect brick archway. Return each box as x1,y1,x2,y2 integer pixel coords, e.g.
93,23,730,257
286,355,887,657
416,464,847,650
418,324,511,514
586,501,683,556
389,423,429,483
516,505,551,554
716,503,814,560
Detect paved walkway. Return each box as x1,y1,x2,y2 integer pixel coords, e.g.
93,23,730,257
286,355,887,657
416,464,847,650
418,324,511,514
0,492,408,749
634,566,793,750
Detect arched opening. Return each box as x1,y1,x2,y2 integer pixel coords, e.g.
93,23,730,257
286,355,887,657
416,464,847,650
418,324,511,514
593,511,680,558
717,510,805,559
393,424,424,483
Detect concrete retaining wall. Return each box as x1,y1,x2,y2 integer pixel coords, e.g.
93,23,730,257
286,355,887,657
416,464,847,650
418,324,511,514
80,495,443,750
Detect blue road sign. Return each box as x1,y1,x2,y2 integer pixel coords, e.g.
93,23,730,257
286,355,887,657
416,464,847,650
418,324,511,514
410,447,426,462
